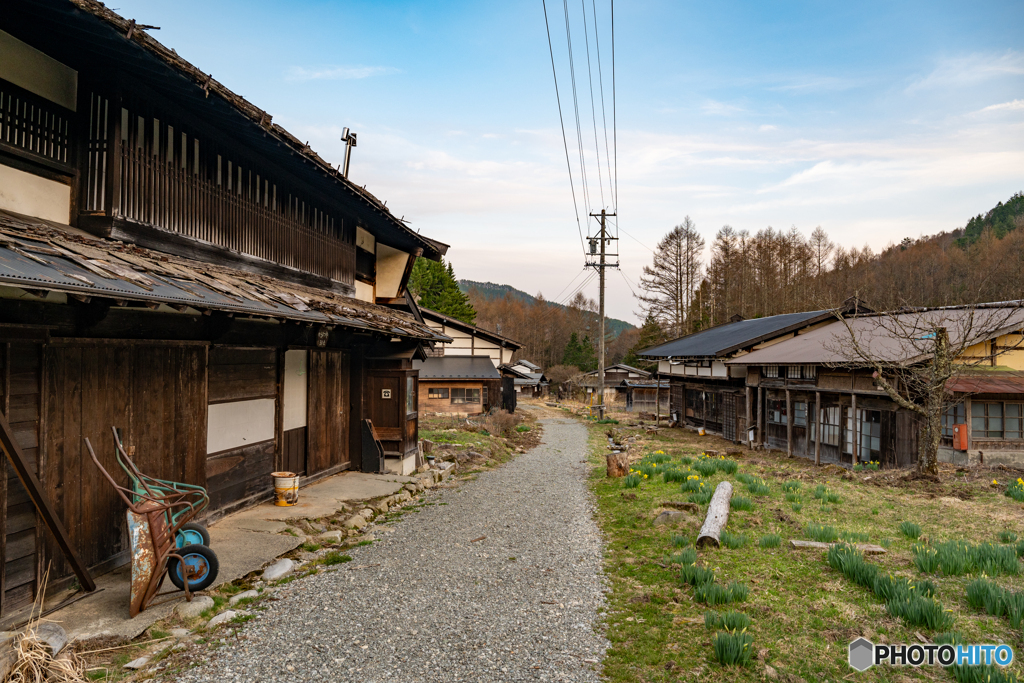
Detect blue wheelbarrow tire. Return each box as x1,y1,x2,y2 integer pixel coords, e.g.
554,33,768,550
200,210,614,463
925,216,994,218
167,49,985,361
176,522,211,548
167,544,219,592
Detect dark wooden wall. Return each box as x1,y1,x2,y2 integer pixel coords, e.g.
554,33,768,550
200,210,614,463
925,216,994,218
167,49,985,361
0,343,42,617
306,350,350,476
42,342,206,584
206,347,276,512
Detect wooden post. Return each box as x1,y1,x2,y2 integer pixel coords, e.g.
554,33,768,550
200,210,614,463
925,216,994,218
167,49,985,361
0,412,95,592
756,386,763,446
851,394,859,466
786,388,793,456
965,397,972,451
745,386,752,444
814,391,822,466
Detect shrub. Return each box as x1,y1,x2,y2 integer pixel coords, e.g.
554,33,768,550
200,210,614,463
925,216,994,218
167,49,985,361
998,530,1018,544
812,484,840,504
720,611,752,631
720,531,748,550
728,582,750,602
672,534,691,548
791,503,803,512
745,477,770,496
704,610,721,630
681,456,694,465
827,543,878,589
735,473,755,486
885,595,955,630
965,578,998,610
759,534,782,549
730,496,754,511
482,409,521,437
694,459,719,477
688,491,713,505
781,481,801,492
663,468,689,484
806,523,839,543
695,582,733,605
515,424,531,433
1017,540,1024,558
840,531,870,544
912,545,939,573
898,521,922,539
1004,591,1024,629
680,563,716,588
682,475,705,493
670,547,698,566
623,473,642,488
874,573,935,603
712,630,754,666
916,540,1021,577
646,452,672,464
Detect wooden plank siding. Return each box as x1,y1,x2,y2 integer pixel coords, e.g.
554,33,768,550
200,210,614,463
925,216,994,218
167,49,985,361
206,347,276,512
41,342,206,587
306,350,350,476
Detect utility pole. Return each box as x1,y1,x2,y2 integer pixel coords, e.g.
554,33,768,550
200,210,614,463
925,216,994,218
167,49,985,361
588,209,618,420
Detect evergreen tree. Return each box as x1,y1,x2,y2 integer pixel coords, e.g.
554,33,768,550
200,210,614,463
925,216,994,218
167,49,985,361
407,257,476,324
562,332,597,372
623,313,665,372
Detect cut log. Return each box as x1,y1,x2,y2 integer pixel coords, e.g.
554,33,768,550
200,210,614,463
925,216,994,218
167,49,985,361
606,452,629,478
696,481,733,548
789,540,887,555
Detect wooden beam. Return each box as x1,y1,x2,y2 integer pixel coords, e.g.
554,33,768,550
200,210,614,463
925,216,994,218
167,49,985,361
0,411,95,591
745,386,752,444
790,539,886,555
756,386,763,446
814,391,822,466
851,394,859,467
785,388,793,457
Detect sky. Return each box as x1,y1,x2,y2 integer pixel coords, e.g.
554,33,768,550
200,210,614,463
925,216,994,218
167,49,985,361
113,0,1024,323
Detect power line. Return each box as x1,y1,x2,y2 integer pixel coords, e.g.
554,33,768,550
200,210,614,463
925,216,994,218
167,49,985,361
561,0,593,218
579,0,605,210
590,0,614,211
541,0,587,256
550,266,589,303
611,0,618,213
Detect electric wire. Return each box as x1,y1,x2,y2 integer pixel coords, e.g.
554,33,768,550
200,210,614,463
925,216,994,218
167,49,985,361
541,0,588,257
611,0,618,214
550,267,589,304
590,0,614,210
579,0,605,210
561,0,593,218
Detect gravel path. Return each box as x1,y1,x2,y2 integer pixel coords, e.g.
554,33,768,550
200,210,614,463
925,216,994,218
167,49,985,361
178,417,608,682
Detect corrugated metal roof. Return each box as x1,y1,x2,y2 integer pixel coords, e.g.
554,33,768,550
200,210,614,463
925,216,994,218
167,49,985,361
0,209,449,342
640,310,832,359
947,374,1024,394
413,357,500,379
729,308,1024,366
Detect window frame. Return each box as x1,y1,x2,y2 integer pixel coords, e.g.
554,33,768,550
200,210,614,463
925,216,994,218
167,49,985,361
427,387,449,400
451,388,481,405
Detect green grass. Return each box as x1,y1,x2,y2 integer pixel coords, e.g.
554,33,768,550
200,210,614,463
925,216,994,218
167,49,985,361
781,480,801,492
898,521,923,539
805,523,839,543
623,473,642,488
322,552,353,566
688,490,712,505
998,530,1019,544
711,630,754,666
300,542,322,552
758,533,782,549
671,534,690,548
719,531,748,549
1006,478,1024,503
913,539,1019,576
730,496,753,511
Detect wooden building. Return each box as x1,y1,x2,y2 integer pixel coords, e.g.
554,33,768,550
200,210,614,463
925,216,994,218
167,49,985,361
621,379,670,414
582,364,652,407
640,309,842,441
501,361,549,397
413,307,522,419
730,305,1024,468
0,0,450,621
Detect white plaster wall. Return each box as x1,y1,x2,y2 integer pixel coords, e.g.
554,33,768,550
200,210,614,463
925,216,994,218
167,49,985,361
354,280,374,303
0,30,77,110
207,398,276,454
0,165,70,223
283,350,308,431
375,243,410,298
356,226,376,252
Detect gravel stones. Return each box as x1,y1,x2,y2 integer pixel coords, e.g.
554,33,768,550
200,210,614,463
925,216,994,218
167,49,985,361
175,418,607,682
173,595,213,618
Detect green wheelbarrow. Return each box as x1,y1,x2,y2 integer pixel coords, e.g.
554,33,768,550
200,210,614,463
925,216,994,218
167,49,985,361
111,427,212,550
86,433,219,617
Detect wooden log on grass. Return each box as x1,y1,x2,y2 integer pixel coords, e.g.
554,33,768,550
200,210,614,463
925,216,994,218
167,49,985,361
696,481,733,548
606,452,629,478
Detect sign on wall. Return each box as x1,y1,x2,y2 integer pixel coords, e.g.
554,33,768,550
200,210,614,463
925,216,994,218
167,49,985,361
382,389,392,399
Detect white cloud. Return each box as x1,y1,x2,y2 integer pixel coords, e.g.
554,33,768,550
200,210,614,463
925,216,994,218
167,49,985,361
907,50,1024,91
768,75,861,92
701,99,745,116
286,65,400,81
759,124,778,132
977,99,1024,113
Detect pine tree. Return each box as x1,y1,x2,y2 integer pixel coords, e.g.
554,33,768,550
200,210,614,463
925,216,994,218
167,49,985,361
562,332,597,372
623,313,665,372
407,257,477,324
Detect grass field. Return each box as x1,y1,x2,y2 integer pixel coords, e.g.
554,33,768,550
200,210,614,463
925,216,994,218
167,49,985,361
587,419,1024,682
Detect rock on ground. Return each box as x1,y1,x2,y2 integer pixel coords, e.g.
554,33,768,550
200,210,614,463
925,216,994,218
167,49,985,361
174,418,607,682
262,558,294,581
173,595,213,619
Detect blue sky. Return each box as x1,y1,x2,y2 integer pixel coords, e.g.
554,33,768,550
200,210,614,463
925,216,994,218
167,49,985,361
115,0,1024,322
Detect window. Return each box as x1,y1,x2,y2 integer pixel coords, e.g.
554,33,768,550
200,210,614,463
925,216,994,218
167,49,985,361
794,401,807,427
1007,404,1024,440
787,365,801,379
802,366,816,380
406,376,416,415
858,410,881,461
451,388,481,404
428,388,449,400
768,399,787,425
820,406,841,446
482,387,488,406
763,365,780,378
941,403,965,439
972,402,1003,438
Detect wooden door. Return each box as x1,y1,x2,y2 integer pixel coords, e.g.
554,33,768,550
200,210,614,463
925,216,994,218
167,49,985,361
306,350,350,476
281,350,308,476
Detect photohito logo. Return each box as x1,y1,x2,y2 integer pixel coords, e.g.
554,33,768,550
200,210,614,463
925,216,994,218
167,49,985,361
849,638,1014,671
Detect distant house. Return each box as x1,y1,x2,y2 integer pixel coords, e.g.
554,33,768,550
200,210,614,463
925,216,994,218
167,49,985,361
621,379,670,414
582,364,652,406
500,360,549,397
413,308,522,416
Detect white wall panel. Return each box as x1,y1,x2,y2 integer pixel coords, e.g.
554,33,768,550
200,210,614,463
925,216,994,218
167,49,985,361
283,350,308,431
0,165,70,223
207,398,276,454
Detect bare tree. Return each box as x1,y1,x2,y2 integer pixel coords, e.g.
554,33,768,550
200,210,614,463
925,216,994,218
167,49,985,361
639,217,705,337
828,304,1024,474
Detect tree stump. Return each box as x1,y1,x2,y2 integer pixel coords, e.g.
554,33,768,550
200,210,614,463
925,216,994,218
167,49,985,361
696,481,733,548
606,452,629,478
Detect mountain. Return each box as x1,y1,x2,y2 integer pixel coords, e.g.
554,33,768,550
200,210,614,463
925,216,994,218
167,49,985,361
459,280,636,338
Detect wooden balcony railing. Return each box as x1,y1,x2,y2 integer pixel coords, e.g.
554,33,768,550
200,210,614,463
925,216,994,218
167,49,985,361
116,146,354,284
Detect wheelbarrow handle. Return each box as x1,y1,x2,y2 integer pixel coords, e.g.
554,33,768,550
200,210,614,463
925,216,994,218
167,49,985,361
111,427,162,499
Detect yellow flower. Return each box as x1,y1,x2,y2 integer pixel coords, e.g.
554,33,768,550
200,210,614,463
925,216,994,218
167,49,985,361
994,479,999,485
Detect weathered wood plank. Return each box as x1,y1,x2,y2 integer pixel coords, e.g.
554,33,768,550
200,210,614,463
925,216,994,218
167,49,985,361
696,481,733,548
206,441,274,511
789,539,887,554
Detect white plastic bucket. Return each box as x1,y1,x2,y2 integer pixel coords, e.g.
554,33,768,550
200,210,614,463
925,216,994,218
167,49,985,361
272,471,299,506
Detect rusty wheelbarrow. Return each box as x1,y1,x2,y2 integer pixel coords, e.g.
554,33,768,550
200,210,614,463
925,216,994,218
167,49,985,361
85,436,219,617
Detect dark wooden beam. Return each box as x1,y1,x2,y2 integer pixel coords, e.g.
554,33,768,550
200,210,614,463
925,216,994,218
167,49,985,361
0,411,95,591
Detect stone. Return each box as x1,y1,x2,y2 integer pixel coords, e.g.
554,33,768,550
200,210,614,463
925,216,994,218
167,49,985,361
320,530,344,543
372,501,389,514
344,515,367,530
396,491,412,503
229,590,259,605
661,501,700,513
262,558,295,581
421,439,434,454
169,629,190,638
124,656,150,670
174,595,214,618
403,483,418,493
436,461,454,472
207,611,237,628
358,508,375,519
653,510,694,527
30,623,67,656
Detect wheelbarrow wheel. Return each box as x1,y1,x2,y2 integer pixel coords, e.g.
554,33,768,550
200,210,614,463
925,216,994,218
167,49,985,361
176,522,211,548
167,544,219,592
